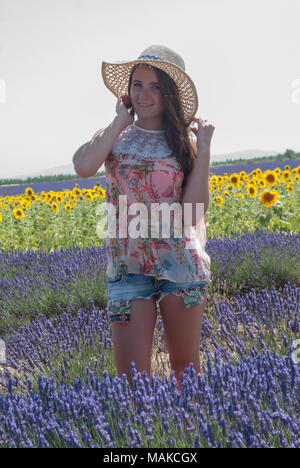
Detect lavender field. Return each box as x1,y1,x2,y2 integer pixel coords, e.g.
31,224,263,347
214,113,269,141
0,177,107,198
0,162,299,448
0,230,299,448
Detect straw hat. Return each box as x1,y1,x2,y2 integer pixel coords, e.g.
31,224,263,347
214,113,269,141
101,44,198,126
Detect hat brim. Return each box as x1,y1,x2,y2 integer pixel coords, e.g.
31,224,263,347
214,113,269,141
101,59,198,126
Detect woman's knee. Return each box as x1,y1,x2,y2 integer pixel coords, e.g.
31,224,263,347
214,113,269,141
111,297,157,371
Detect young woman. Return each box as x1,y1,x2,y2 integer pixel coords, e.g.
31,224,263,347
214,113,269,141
73,45,215,392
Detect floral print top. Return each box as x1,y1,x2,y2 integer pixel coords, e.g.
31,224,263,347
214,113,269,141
104,122,211,284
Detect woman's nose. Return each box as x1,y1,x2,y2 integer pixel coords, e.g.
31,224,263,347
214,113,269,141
139,88,150,99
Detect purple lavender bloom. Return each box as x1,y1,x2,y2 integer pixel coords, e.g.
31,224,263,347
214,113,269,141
0,177,106,197
0,229,299,447
0,348,298,448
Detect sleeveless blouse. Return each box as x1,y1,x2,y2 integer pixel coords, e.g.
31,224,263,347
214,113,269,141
104,122,211,284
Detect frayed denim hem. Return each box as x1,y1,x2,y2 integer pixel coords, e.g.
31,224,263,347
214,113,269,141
107,284,207,323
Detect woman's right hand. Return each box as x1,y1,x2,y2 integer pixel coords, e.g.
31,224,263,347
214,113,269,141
115,94,134,128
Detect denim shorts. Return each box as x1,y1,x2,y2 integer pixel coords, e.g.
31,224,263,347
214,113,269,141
106,273,209,323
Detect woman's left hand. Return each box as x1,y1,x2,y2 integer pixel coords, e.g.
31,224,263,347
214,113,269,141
190,117,215,153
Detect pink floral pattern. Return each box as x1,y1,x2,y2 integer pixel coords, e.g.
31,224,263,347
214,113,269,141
104,123,211,284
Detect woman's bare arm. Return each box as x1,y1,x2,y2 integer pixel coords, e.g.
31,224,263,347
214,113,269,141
72,116,126,178
73,95,134,178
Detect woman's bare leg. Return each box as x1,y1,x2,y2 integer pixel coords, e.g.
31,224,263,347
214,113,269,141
111,297,158,391
159,285,208,391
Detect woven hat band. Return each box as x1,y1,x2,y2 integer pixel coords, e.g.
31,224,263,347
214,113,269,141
137,54,163,61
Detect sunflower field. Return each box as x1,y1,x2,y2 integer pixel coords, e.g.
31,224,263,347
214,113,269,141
0,165,299,252
207,164,300,237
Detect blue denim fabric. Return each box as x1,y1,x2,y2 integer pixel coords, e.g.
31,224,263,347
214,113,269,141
106,273,208,323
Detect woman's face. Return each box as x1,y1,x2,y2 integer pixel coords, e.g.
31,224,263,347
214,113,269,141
130,65,164,122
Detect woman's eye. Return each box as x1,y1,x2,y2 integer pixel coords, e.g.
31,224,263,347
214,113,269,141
133,83,160,90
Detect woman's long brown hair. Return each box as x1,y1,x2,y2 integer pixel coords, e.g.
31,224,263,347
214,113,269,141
128,64,197,190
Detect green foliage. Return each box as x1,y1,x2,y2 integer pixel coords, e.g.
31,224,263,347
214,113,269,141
210,149,300,166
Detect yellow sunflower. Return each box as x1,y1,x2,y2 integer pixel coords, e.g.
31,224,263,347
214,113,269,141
246,185,258,198
64,204,72,212
259,190,279,207
85,192,94,201
262,170,278,187
230,173,241,187
25,187,34,198
51,202,59,212
281,170,291,180
97,187,106,198
0,213,2,222
73,188,82,197
13,208,25,219
215,196,224,206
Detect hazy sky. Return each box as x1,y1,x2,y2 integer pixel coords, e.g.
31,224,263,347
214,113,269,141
0,0,299,178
